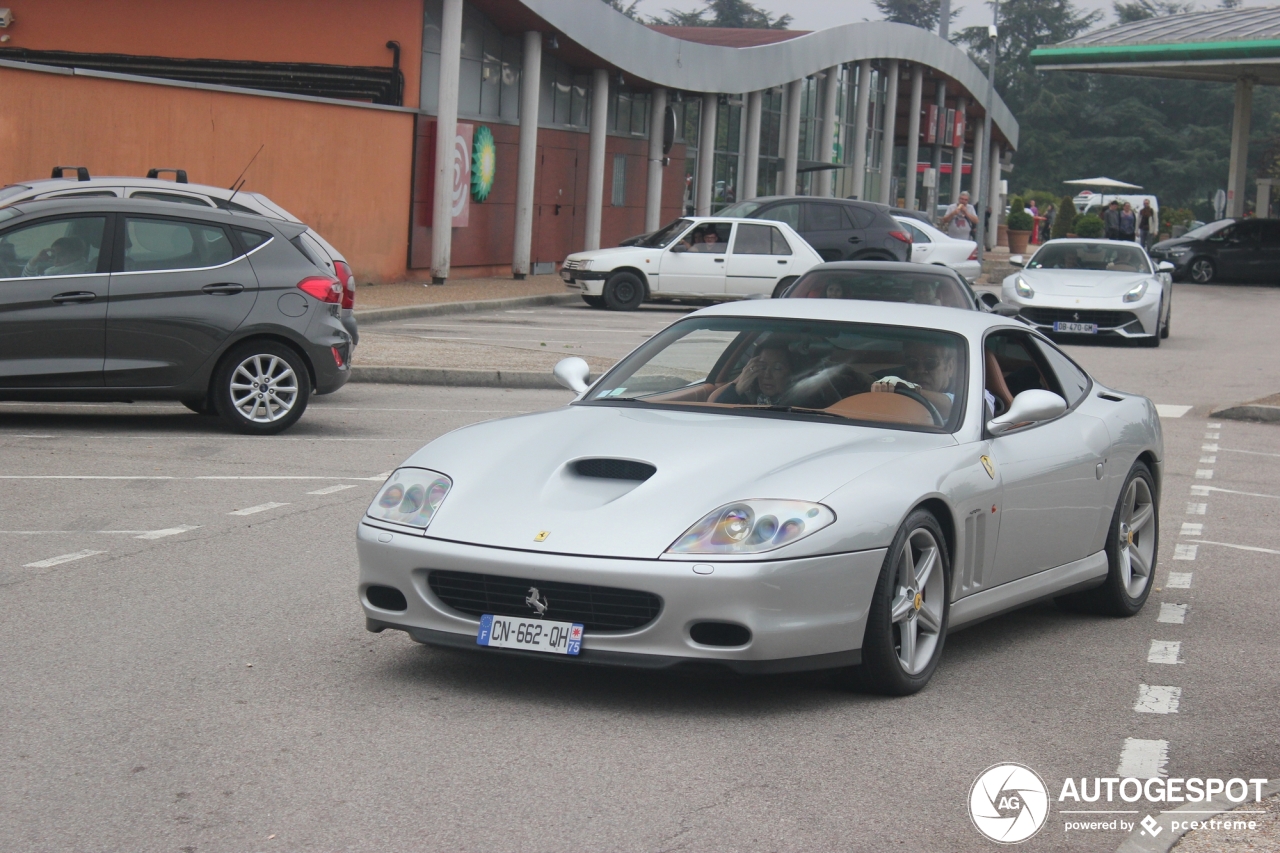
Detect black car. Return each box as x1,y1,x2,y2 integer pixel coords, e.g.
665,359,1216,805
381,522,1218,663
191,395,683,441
1150,218,1280,284
0,198,351,434
716,196,913,263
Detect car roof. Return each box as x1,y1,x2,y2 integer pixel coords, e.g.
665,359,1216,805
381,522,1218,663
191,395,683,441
679,216,799,228
691,292,1014,337
4,196,305,234
739,196,889,211
804,259,966,280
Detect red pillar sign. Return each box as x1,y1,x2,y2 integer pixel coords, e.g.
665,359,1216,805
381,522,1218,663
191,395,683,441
924,104,938,145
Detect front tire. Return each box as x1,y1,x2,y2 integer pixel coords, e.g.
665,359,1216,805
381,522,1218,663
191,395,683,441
581,294,605,309
1160,295,1172,338
214,340,310,435
1188,257,1215,284
603,271,645,311
842,509,950,695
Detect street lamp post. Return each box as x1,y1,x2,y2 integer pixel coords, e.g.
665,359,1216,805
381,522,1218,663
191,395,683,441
974,8,998,264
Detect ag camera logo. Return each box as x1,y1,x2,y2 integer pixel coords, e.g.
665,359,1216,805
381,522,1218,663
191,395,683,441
969,763,1051,844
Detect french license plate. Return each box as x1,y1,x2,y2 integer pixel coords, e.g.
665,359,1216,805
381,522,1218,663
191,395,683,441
477,614,583,655
1053,321,1098,334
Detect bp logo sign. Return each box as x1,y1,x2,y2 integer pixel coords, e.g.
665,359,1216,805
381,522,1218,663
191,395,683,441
471,125,496,202
969,763,1050,844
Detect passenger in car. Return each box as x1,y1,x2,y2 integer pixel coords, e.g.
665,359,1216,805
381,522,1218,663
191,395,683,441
712,346,794,405
21,236,92,277
870,341,958,418
688,226,727,253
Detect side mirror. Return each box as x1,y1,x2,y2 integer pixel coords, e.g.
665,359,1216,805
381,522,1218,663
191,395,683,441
993,301,1022,317
1008,255,1024,267
670,243,688,253
987,389,1067,435
1157,260,1175,272
977,291,1000,309
553,357,591,393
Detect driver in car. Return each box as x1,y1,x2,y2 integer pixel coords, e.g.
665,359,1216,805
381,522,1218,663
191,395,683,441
871,341,957,419
21,236,91,277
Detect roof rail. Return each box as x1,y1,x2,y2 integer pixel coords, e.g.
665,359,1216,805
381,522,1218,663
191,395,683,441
51,166,91,181
146,168,189,183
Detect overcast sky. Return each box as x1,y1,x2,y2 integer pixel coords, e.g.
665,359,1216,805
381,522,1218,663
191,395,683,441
639,0,1276,35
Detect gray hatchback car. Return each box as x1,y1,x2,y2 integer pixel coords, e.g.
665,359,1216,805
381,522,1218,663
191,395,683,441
0,198,351,434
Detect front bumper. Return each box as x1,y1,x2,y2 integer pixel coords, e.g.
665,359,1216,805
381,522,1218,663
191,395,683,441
561,268,608,297
1003,293,1160,339
357,522,883,673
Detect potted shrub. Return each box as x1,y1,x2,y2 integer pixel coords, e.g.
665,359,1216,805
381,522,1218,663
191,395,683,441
1051,195,1077,239
1005,197,1033,253
1074,213,1105,238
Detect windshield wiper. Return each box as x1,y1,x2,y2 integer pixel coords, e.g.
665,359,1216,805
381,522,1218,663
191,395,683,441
753,405,846,419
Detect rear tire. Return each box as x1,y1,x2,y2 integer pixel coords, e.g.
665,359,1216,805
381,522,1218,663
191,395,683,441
771,277,797,298
1160,296,1171,338
603,271,645,311
1188,257,1215,284
213,340,310,435
581,295,605,308
839,509,950,695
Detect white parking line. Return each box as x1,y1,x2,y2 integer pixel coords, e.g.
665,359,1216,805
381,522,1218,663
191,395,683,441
1194,540,1280,556
1166,572,1193,589
1117,738,1170,778
307,484,360,495
1199,455,1217,464
1207,422,1222,428
1148,641,1182,665
23,549,106,568
1202,443,1219,452
1155,405,1192,418
229,502,290,516
1135,684,1182,714
1194,486,1279,500
1195,469,1214,479
1158,603,1188,624
1186,503,1206,515
1220,448,1280,459
1173,544,1198,560
1180,523,1203,536
134,525,201,540
1191,485,1211,496
1204,432,1220,440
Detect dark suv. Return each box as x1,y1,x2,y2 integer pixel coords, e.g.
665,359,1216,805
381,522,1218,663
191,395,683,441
716,197,912,263
0,198,351,433
1150,218,1280,283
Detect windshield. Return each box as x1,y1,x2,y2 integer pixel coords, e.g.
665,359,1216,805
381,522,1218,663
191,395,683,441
582,316,967,432
1027,243,1151,273
787,269,973,308
0,185,32,206
717,200,763,218
1183,219,1233,240
638,218,693,249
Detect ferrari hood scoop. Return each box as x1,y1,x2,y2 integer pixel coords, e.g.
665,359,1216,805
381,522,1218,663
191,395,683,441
573,458,656,482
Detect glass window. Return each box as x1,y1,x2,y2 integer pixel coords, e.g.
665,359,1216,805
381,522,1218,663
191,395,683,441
128,191,212,207
806,203,847,231
1031,338,1090,406
235,228,272,251
902,221,930,243
0,215,106,278
638,219,692,249
123,218,235,272
759,202,799,229
718,200,763,218
845,206,876,229
677,222,730,254
984,332,1052,415
787,269,971,308
1026,243,1150,273
1258,221,1280,246
584,316,967,432
611,154,626,207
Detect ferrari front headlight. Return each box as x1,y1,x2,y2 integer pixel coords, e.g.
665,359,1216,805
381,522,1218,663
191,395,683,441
1124,280,1149,303
1014,276,1034,298
666,500,836,555
367,468,451,529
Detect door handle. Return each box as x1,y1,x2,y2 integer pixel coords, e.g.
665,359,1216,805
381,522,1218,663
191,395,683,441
51,291,97,304
202,283,244,295
847,235,862,243
777,259,788,264
714,257,724,262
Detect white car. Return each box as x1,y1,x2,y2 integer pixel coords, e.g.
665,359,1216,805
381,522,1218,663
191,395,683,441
1002,239,1174,346
0,168,358,343
894,216,980,282
561,216,823,310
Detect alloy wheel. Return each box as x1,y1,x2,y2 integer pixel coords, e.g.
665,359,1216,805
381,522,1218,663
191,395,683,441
1118,476,1156,598
1189,258,1214,284
229,354,299,423
889,527,945,675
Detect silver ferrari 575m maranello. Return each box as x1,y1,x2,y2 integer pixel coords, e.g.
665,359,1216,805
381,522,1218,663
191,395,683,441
358,299,1163,695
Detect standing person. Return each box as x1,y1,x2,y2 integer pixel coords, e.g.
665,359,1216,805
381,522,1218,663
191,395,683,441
1119,202,1137,242
1103,200,1122,240
940,190,979,240
1042,203,1056,243
1138,199,1156,249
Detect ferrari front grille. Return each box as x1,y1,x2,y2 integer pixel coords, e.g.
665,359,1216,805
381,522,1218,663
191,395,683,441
427,570,663,632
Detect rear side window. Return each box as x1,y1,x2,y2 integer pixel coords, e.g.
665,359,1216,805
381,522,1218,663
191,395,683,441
732,223,792,256
1031,338,1090,406
902,221,930,243
129,191,213,207
235,228,272,251
122,217,235,271
290,235,321,266
844,206,876,229
806,203,847,231
758,202,799,230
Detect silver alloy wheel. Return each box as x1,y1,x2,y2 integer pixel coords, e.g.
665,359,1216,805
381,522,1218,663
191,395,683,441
1189,258,1214,283
229,354,299,423
888,527,945,675
1118,476,1156,598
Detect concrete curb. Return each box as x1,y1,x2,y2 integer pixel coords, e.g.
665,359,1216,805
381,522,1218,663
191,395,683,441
1116,779,1280,853
1210,403,1280,423
354,292,579,324
350,365,565,390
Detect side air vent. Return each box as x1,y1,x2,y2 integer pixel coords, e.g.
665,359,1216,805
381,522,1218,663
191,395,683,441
573,458,656,482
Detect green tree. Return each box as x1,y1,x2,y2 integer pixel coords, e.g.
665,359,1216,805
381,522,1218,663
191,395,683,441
1051,195,1077,237
599,0,644,19
650,0,792,28
872,0,959,31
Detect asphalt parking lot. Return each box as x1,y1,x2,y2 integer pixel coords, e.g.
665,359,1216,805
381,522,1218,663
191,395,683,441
2,282,1278,852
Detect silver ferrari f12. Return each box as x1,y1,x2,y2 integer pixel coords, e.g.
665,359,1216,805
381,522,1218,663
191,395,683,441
358,300,1163,695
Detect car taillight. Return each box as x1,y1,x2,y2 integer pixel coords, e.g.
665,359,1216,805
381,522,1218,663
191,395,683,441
297,276,342,304
334,261,355,310
889,230,912,244
968,247,979,260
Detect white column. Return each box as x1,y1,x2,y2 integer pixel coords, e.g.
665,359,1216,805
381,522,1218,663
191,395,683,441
903,65,923,211
949,96,967,204
583,68,610,251
816,66,840,197
511,30,542,279
645,87,668,232
850,60,872,200
430,0,464,282
878,60,900,206
782,79,802,196
970,115,986,219
742,90,762,200
735,97,748,202
1227,76,1253,218
696,92,717,215
987,141,1001,250
1258,178,1273,220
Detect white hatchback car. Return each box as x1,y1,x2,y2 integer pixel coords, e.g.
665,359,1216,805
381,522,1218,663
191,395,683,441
0,168,358,342
894,216,981,282
561,217,823,310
